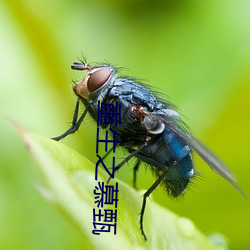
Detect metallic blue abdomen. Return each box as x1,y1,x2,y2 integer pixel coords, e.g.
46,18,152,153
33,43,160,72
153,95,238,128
136,128,194,197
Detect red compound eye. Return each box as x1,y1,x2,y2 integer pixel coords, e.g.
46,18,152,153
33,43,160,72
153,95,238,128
87,68,111,92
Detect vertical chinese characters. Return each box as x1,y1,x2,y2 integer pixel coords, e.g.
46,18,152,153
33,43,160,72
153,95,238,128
92,101,121,235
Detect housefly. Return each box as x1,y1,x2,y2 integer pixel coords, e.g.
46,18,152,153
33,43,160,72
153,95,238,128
52,60,246,240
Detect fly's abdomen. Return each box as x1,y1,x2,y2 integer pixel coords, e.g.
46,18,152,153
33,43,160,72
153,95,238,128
164,153,193,197
163,129,194,196
137,128,194,197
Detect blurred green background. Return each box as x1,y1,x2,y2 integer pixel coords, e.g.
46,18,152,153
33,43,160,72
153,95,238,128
1,0,250,249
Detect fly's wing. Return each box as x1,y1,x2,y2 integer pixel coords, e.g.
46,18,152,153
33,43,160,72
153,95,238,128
150,110,247,198
183,132,248,197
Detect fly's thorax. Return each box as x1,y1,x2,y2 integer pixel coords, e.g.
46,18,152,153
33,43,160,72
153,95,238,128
73,64,117,102
141,116,165,134
141,109,181,135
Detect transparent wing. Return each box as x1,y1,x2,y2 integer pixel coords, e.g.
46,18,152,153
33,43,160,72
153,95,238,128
170,122,247,198
148,110,247,198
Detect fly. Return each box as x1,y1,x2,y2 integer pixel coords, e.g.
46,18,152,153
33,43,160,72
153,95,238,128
52,60,247,240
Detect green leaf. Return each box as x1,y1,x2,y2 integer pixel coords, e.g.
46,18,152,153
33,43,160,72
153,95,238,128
18,127,227,250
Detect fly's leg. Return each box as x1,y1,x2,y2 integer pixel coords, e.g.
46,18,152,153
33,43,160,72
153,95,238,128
140,172,167,240
133,160,141,189
127,148,142,189
101,147,115,174
102,147,114,161
52,99,88,141
107,143,147,183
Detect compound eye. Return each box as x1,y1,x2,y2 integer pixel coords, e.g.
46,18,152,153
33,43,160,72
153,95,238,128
87,68,111,92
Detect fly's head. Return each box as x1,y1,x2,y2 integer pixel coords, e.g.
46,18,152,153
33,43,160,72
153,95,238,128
72,61,116,101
